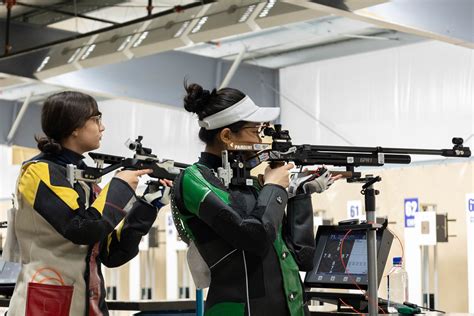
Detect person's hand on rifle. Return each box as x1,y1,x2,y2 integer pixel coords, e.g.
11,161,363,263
288,167,342,197
263,163,295,188
143,179,173,209
115,169,153,191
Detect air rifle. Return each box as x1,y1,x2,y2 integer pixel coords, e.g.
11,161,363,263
66,136,189,186
218,124,471,187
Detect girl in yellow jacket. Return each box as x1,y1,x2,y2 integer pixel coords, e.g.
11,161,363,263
6,91,170,316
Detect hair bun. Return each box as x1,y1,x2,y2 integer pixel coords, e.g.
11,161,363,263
184,83,212,116
36,136,62,154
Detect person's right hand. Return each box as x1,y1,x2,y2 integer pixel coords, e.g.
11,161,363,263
263,163,294,188
115,169,152,191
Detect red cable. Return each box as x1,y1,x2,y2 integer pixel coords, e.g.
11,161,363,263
339,228,387,315
388,227,405,261
382,227,405,279
339,229,363,314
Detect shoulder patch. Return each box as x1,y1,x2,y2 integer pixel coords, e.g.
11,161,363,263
181,164,229,215
19,161,80,211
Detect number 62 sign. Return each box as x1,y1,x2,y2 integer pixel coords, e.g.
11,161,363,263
404,198,419,228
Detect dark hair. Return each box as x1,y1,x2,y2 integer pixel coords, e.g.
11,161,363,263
35,91,100,154
184,81,247,145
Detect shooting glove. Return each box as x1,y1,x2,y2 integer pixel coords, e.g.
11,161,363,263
143,181,171,209
288,169,334,198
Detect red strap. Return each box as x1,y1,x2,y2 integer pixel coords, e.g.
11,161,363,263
31,267,65,286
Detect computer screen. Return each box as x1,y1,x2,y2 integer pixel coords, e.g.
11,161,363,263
304,225,393,290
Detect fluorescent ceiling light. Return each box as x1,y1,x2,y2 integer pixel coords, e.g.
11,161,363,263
117,35,134,51
67,48,83,64
191,16,209,33
132,31,150,48
36,56,51,72
259,0,277,18
174,21,191,38
239,4,257,23
80,44,97,60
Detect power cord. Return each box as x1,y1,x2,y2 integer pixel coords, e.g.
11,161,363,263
403,301,445,314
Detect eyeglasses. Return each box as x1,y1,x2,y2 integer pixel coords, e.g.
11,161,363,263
89,113,102,126
241,123,270,138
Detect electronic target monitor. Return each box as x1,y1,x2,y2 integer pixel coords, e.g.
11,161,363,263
304,224,393,290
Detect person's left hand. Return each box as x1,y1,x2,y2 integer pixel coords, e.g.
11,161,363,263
143,179,173,209
288,167,342,197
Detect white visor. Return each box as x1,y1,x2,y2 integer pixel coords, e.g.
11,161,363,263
198,96,280,130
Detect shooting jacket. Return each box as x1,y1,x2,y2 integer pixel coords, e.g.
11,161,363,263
7,149,157,316
172,152,316,316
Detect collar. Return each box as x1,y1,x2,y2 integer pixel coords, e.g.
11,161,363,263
198,152,222,170
31,148,86,168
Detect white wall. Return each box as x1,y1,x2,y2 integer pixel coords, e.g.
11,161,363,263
279,40,474,312
279,41,474,153
0,145,20,200
95,99,202,165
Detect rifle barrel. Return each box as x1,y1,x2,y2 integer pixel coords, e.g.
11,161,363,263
299,145,470,158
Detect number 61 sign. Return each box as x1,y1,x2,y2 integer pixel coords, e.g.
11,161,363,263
347,200,363,220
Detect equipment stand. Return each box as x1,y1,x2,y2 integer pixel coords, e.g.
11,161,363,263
360,176,382,316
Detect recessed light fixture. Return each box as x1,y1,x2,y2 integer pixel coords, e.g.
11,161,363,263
174,21,191,38
117,35,133,51
36,56,50,72
191,16,208,33
238,5,256,23
80,44,97,60
259,0,276,18
132,31,150,48
67,47,83,63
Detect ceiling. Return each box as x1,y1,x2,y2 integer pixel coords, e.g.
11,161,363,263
0,1,198,28
0,0,437,102
0,1,401,72
178,15,423,68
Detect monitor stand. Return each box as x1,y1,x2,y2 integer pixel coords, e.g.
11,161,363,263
306,291,389,314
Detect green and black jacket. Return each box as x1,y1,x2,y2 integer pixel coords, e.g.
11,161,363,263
8,149,157,316
172,152,316,316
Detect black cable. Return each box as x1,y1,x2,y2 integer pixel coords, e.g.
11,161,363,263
403,301,445,314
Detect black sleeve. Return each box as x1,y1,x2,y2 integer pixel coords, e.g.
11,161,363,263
283,193,315,271
100,198,158,267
